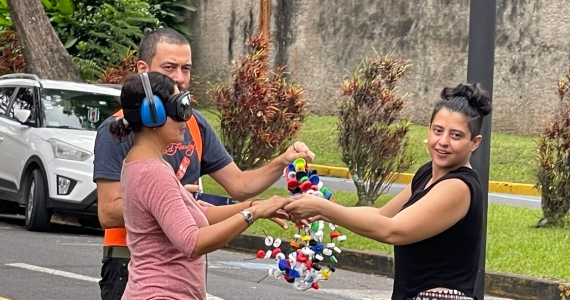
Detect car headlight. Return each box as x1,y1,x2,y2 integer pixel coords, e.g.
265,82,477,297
47,139,92,161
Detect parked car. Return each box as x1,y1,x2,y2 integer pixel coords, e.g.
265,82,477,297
0,73,121,231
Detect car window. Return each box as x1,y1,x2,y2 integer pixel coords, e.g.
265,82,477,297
41,88,121,131
0,87,16,116
7,87,36,122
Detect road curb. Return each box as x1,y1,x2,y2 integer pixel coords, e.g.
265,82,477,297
225,233,570,300
309,164,541,197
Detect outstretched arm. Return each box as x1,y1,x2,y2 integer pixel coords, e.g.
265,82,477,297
285,178,471,246
209,142,315,201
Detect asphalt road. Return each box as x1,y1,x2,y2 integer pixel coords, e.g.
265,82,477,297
0,216,512,300
274,176,542,209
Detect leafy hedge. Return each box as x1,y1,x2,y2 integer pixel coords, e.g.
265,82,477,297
0,0,196,82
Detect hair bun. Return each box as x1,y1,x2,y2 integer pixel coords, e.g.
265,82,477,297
441,83,492,117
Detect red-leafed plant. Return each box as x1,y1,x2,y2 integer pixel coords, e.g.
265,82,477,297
337,53,414,206
0,31,25,75
210,33,306,170
535,69,570,227
97,50,138,84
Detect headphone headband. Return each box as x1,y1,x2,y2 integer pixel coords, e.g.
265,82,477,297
140,73,158,123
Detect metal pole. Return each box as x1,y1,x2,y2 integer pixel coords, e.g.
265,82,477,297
466,0,497,299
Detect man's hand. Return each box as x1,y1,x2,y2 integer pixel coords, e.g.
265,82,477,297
184,184,212,207
281,141,315,164
197,200,215,207
184,184,201,193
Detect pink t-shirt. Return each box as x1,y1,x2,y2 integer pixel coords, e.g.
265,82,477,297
120,158,210,300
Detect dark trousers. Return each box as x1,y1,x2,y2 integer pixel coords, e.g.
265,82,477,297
99,256,130,300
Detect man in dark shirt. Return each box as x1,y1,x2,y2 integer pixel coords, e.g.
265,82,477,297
93,28,314,300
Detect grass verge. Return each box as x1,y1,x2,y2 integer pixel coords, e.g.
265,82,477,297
197,109,539,185
201,176,570,281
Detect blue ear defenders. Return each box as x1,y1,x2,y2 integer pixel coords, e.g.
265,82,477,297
139,72,167,127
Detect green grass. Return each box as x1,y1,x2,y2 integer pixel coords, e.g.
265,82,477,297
201,176,570,281
197,109,539,184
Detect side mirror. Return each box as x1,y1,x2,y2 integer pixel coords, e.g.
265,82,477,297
14,109,31,124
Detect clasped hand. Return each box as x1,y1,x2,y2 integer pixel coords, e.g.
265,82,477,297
250,194,329,228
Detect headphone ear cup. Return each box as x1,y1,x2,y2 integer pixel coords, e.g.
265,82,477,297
140,96,167,127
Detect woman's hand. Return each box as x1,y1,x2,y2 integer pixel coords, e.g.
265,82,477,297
249,196,290,221
283,194,328,220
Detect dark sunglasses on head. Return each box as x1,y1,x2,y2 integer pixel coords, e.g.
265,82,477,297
164,91,193,122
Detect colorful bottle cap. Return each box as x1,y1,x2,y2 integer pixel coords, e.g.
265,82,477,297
287,180,299,190
330,255,338,263
275,252,286,261
314,191,323,197
294,158,306,168
326,242,335,248
333,246,342,253
265,236,274,246
329,223,337,230
278,258,289,270
289,269,301,279
330,231,340,239
309,174,320,185
256,250,265,258
337,235,347,241
264,250,272,259
272,248,282,256
287,171,297,180
273,238,282,248
310,221,319,231
322,248,332,256
300,180,312,191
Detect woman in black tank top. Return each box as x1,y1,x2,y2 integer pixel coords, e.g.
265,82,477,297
283,83,493,300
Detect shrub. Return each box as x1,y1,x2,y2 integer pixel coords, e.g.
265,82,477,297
210,33,306,170
0,30,25,75
97,50,138,84
337,53,414,207
535,70,570,227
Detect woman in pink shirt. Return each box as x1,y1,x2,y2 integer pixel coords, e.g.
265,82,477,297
109,72,290,300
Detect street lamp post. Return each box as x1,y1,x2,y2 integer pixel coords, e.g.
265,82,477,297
466,0,498,299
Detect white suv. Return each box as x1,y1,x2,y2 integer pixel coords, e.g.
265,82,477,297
0,73,121,231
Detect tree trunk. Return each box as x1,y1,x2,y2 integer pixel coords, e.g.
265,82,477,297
6,0,82,82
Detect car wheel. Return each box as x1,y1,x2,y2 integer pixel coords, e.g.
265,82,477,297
24,169,53,232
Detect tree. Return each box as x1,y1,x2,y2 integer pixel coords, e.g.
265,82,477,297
337,53,414,207
6,0,81,81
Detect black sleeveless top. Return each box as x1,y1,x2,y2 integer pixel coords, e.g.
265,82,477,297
391,161,483,300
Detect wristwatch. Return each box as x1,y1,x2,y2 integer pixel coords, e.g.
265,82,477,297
240,209,254,226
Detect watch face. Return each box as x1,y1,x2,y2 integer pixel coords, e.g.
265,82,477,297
242,210,253,224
